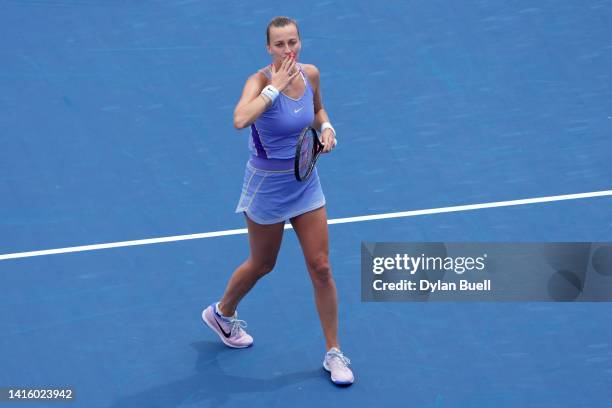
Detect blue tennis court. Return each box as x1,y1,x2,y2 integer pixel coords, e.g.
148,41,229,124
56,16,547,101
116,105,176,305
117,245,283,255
1,1,611,407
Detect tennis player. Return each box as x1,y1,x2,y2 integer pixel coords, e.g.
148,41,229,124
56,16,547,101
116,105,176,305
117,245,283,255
202,16,353,386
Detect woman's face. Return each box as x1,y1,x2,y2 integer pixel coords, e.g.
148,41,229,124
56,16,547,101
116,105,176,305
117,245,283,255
267,24,301,66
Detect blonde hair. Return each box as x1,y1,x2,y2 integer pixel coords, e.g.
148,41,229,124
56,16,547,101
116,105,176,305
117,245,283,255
266,16,300,45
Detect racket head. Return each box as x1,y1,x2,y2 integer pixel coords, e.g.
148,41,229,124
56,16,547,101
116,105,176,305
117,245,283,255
294,126,323,181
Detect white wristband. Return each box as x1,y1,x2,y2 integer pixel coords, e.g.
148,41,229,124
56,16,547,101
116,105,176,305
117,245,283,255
261,85,279,104
320,121,336,137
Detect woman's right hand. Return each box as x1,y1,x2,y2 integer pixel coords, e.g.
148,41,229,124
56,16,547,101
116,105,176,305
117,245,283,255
270,55,300,92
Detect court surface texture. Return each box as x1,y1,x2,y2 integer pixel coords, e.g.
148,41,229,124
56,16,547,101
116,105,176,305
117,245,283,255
1,1,611,407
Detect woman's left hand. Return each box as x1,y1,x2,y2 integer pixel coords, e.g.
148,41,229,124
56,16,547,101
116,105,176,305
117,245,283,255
320,129,336,154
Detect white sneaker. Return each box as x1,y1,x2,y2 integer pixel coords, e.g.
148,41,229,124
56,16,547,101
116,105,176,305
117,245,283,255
323,347,354,385
202,302,253,348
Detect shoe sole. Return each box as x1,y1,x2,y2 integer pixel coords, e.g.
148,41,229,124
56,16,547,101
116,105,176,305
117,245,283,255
323,362,354,386
201,308,252,349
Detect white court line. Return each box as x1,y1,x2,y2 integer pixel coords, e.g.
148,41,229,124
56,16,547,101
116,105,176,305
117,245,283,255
1,190,611,261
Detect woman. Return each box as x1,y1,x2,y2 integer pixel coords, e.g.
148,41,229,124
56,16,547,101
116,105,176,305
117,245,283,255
202,16,354,386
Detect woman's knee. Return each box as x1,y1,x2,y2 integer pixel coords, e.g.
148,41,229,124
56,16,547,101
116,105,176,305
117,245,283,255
249,258,277,277
308,256,333,287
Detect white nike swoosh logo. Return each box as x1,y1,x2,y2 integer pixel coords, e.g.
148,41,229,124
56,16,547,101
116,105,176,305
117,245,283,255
294,107,304,114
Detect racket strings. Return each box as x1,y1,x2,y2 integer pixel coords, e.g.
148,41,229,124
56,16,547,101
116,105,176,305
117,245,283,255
298,135,314,178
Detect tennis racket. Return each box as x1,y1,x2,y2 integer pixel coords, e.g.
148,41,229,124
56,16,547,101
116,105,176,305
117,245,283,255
294,126,337,181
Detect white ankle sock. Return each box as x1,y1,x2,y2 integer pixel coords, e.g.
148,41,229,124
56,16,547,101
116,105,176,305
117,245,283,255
215,302,233,320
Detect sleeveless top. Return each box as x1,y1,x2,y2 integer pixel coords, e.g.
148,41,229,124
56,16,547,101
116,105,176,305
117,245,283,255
248,63,315,159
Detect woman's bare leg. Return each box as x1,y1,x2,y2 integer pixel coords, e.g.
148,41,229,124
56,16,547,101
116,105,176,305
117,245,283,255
218,215,285,316
290,206,339,350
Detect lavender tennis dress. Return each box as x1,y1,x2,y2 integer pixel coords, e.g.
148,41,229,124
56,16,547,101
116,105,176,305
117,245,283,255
235,63,325,224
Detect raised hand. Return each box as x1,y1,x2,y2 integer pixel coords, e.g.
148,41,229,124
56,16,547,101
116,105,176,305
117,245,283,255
270,54,300,92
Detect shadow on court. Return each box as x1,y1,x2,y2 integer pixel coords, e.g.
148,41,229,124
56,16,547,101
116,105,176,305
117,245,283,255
109,341,323,408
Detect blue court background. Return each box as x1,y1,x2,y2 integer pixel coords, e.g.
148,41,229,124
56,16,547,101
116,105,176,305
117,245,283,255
1,1,611,407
